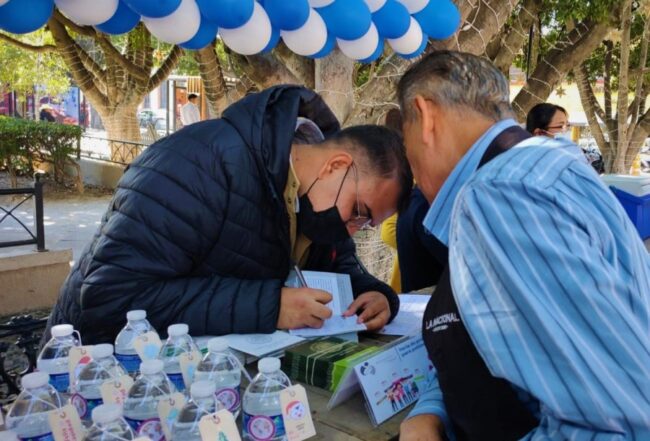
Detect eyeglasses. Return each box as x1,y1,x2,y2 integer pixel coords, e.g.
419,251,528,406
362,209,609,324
546,123,571,132
346,165,374,231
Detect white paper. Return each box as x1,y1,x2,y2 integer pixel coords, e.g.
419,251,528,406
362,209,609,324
288,271,367,337
222,331,304,357
379,294,429,336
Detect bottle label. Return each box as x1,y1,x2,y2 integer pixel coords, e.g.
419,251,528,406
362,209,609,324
20,433,55,441
115,352,141,374
70,393,102,419
166,372,185,392
125,417,165,441
48,372,70,393
215,386,240,413
243,413,285,441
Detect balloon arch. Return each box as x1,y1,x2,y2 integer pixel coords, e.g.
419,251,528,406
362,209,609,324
0,0,460,62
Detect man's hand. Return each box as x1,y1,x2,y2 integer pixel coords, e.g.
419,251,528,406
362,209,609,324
343,291,391,331
400,414,445,441
277,287,333,330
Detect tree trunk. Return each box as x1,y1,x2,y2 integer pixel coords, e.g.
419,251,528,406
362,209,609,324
316,49,355,124
195,44,229,118
511,20,610,121
101,104,143,163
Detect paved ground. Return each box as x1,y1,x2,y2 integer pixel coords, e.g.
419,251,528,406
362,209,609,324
0,194,112,263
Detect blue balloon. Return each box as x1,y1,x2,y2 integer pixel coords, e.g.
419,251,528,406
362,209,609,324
96,1,140,35
180,18,218,49
123,0,180,18
413,0,460,40
308,33,335,59
360,38,384,63
400,34,428,59
262,0,309,31
196,0,254,29
372,0,410,39
261,27,280,53
316,0,371,41
0,0,53,34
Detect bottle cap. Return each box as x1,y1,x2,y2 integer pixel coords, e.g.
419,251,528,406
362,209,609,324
207,337,229,353
140,359,164,375
0,431,19,441
91,403,123,425
167,324,189,337
51,324,74,338
190,380,216,399
258,357,281,374
127,310,147,321
22,371,50,390
91,344,114,360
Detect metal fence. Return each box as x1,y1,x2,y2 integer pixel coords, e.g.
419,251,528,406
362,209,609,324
79,134,151,165
0,173,46,252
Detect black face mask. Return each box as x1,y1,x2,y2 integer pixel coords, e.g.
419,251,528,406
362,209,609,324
297,166,351,245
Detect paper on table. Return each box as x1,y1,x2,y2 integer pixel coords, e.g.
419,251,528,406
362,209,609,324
288,271,367,337
379,294,429,336
222,331,304,358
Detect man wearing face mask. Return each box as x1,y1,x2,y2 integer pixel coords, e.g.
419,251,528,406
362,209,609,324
45,85,412,344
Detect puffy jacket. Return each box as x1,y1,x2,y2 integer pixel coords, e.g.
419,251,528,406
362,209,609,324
45,86,399,344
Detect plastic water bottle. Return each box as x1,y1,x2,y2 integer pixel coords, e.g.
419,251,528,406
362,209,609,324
159,324,197,392
5,372,63,440
71,344,127,422
115,310,155,376
123,360,175,441
170,381,222,441
37,324,81,394
194,337,242,418
83,403,135,441
242,358,291,441
0,431,19,441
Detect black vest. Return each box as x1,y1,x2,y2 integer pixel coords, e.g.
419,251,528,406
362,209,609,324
422,126,539,441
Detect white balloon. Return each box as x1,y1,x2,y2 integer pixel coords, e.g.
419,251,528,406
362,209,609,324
143,0,200,44
308,0,335,7
54,0,119,26
219,2,272,55
396,0,428,14
365,0,387,13
388,17,423,54
281,8,327,56
337,23,379,60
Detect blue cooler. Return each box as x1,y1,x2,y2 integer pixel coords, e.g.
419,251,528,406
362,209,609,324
602,174,650,240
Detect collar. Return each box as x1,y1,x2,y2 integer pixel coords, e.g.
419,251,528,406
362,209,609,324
423,119,519,245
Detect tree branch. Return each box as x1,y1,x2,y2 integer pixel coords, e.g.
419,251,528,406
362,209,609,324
96,34,150,82
147,45,183,92
631,14,650,125
47,16,108,108
454,0,519,55
274,41,315,88
616,0,633,147
603,40,613,119
575,63,609,154
53,9,96,37
0,32,56,53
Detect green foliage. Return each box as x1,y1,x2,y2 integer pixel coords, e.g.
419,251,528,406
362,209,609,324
542,0,618,24
0,30,70,98
0,116,82,187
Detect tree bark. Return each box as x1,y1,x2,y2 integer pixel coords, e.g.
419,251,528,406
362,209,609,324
452,0,519,55
194,44,229,118
275,42,315,89
315,48,355,124
230,52,301,89
511,19,610,121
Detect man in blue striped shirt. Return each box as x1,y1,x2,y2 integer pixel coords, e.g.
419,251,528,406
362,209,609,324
397,51,650,440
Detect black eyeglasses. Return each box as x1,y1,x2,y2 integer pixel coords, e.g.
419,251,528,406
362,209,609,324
346,165,374,231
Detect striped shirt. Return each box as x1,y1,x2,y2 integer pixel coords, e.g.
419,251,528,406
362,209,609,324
410,119,650,440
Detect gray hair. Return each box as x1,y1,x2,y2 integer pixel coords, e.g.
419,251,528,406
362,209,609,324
397,51,514,122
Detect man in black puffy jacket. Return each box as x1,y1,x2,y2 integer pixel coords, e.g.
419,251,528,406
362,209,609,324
45,85,412,344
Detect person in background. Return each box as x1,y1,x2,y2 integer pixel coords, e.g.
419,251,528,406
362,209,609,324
39,104,55,122
45,86,412,344
180,93,201,126
526,102,604,173
398,51,650,440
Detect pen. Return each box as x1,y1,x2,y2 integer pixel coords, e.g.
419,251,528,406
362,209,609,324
294,264,309,288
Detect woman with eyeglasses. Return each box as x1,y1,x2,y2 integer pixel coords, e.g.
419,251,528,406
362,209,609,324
526,103,604,173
